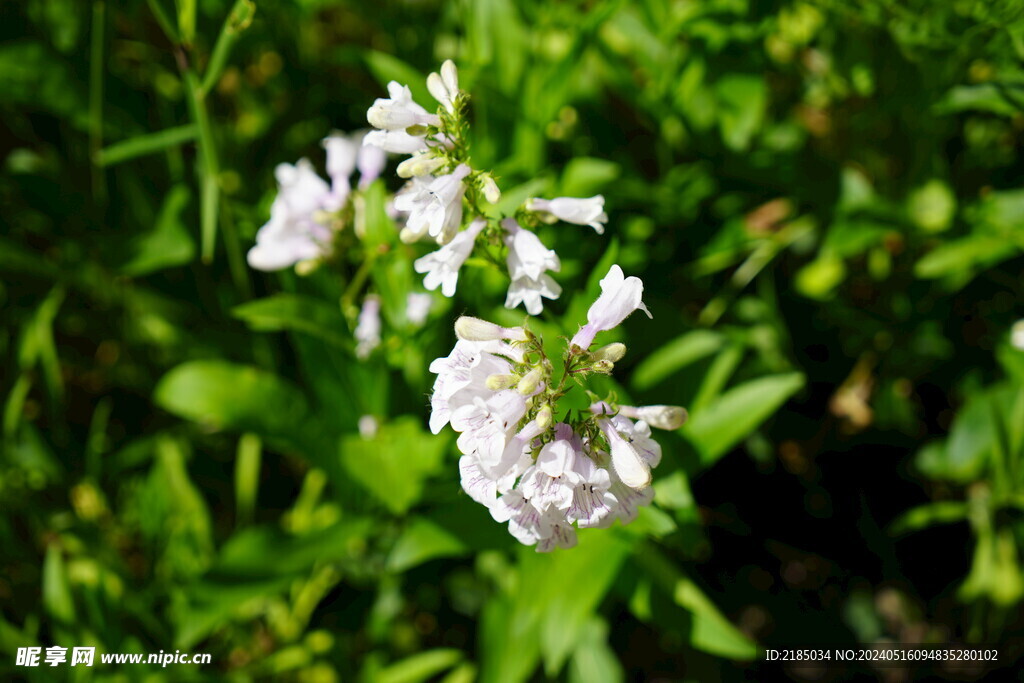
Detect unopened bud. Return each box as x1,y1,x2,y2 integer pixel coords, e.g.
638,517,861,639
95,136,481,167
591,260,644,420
536,404,553,429
396,153,446,178
454,316,528,342
517,367,544,395
631,405,688,430
480,174,501,204
592,360,614,373
591,342,626,363
295,259,321,276
405,124,429,136
1013,320,1024,351
486,374,516,391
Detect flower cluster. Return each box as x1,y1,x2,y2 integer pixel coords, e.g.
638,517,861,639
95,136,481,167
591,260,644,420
247,132,386,272
363,60,608,314
428,265,687,551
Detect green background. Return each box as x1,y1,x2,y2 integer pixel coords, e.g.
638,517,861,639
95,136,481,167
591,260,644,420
3,0,1024,680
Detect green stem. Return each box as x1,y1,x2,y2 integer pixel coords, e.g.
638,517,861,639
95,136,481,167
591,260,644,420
183,69,220,263
200,0,256,95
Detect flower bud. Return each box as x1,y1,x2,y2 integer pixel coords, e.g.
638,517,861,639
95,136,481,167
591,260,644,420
591,342,626,363
626,405,688,430
592,360,614,374
295,259,321,276
517,367,544,395
486,374,516,391
1013,320,1024,351
454,316,528,342
536,404,553,429
480,174,501,204
396,153,446,178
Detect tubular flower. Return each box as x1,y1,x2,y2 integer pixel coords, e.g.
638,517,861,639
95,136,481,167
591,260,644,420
428,281,683,552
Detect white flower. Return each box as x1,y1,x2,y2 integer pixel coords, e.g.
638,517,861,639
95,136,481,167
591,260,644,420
570,264,651,349
247,160,334,271
503,219,560,282
354,295,382,359
1013,320,1024,351
405,292,433,326
505,276,562,316
502,219,562,314
414,217,484,297
519,438,578,512
363,129,428,155
428,338,516,433
275,159,331,215
367,81,440,131
491,490,578,550
450,391,527,469
395,164,471,244
358,415,378,439
598,417,651,489
536,518,579,552
608,415,661,469
322,134,358,204
566,452,617,528
527,195,608,234
427,60,459,113
607,480,654,524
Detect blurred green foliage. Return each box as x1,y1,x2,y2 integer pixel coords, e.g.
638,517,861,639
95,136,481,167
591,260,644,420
4,0,1024,680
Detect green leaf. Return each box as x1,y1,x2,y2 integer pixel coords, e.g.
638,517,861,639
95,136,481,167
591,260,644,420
210,520,372,579
376,649,463,683
154,361,315,447
682,372,804,468
340,418,449,515
568,617,623,683
120,185,195,275
633,545,758,659
632,329,724,391
914,235,1016,281
43,545,75,623
936,84,1020,117
96,125,197,166
890,501,970,535
232,294,352,349
479,531,631,683
559,157,620,197
387,517,467,573
715,74,766,151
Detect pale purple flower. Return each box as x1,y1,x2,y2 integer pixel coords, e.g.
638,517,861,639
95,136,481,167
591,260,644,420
354,295,382,359
570,264,651,349
405,292,433,326
450,391,527,470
